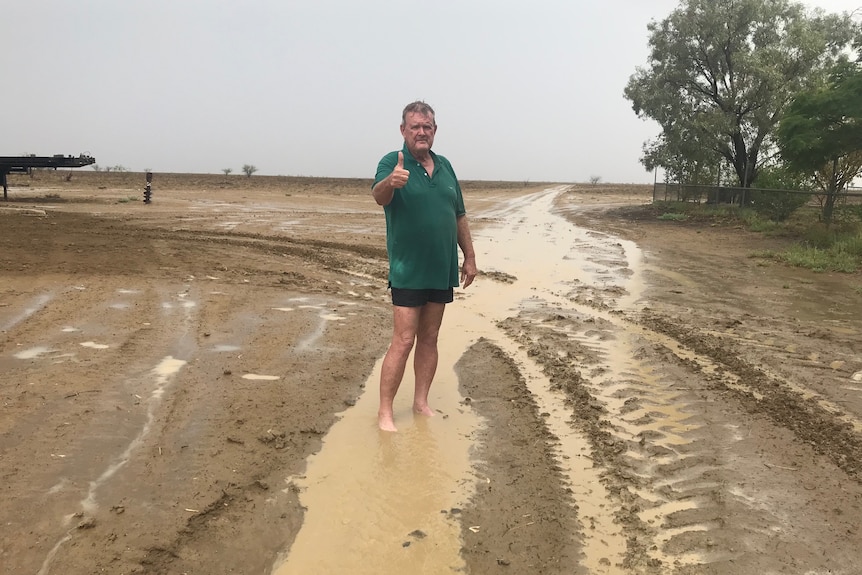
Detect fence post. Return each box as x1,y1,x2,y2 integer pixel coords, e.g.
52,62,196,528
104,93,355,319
144,172,153,204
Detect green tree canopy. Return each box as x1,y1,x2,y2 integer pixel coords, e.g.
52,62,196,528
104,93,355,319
625,0,857,188
778,60,862,222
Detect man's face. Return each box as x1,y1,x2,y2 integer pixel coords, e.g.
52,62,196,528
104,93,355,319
400,112,436,157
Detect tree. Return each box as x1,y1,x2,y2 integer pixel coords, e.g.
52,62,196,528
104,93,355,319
242,164,257,178
643,131,724,186
625,0,857,189
222,168,232,175
778,61,862,223
753,163,813,191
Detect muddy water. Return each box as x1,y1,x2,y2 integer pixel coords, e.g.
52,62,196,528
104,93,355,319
270,186,646,574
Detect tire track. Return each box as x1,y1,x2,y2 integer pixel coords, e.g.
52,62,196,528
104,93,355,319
475,187,862,572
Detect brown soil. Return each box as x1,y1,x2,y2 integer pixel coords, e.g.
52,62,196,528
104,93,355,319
2,171,861,575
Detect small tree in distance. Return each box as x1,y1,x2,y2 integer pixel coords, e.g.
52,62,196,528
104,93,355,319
242,164,257,178
222,168,233,175
589,176,602,185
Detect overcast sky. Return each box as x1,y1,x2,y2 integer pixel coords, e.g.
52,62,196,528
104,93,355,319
2,0,859,183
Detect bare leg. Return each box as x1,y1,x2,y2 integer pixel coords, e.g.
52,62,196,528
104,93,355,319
378,305,421,432
413,302,446,417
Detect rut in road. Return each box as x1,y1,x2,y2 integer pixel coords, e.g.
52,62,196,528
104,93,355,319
475,188,739,570
476,187,862,573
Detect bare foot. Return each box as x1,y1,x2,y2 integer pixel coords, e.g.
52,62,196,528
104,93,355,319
378,412,398,432
413,404,435,417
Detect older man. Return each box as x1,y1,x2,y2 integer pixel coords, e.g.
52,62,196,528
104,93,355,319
372,101,477,432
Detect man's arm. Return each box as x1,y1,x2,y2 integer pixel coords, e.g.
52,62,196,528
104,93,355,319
372,178,396,207
457,214,477,288
372,151,408,206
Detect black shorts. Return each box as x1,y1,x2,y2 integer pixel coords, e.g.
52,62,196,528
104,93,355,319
390,287,454,307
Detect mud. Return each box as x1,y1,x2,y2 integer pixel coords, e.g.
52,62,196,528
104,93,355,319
1,172,861,575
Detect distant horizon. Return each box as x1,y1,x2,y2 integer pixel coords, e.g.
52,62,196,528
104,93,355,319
2,153,656,185
12,167,860,189
17,166,640,185
4,1,857,186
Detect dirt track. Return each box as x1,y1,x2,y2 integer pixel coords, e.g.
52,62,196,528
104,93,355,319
1,171,861,575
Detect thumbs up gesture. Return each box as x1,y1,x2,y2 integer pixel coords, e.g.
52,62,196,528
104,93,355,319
389,151,409,189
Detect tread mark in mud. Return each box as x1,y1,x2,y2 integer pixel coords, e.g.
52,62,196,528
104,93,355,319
501,309,798,571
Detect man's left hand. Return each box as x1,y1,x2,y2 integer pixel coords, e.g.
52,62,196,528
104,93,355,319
461,258,477,288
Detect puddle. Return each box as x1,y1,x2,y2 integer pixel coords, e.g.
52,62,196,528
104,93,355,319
270,351,476,575
295,309,348,351
1,293,52,332
80,341,109,350
211,344,241,352
14,346,54,360
319,313,346,321
271,186,637,574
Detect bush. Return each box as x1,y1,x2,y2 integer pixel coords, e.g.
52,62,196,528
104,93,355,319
747,189,810,222
782,222,862,271
832,203,862,224
738,210,780,232
834,234,862,257
803,222,862,249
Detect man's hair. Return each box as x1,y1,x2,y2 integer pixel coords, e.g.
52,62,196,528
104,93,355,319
401,101,436,126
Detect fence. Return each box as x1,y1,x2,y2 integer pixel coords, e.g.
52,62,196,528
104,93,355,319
653,183,862,206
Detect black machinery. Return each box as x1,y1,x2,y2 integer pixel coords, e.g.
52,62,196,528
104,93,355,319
0,154,96,200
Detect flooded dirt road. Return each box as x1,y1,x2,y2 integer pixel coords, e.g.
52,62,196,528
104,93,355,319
272,186,628,574
1,172,861,574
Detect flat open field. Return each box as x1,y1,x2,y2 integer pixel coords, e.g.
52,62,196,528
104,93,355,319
2,171,861,575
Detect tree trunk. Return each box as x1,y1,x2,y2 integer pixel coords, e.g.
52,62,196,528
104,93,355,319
730,132,759,192
822,157,839,226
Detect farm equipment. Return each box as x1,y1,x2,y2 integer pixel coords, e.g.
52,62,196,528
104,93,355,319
0,154,96,200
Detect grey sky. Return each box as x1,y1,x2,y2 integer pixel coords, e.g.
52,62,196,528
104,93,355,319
2,0,859,183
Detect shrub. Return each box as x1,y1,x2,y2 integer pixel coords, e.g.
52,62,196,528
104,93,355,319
834,234,862,257
832,203,862,224
739,210,780,232
747,189,810,222
781,246,858,272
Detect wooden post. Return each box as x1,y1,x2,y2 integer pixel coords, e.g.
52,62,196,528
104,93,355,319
144,171,153,204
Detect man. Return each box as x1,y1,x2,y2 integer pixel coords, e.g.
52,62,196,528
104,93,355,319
372,101,477,432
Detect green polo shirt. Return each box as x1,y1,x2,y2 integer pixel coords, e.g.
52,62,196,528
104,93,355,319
374,146,466,290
